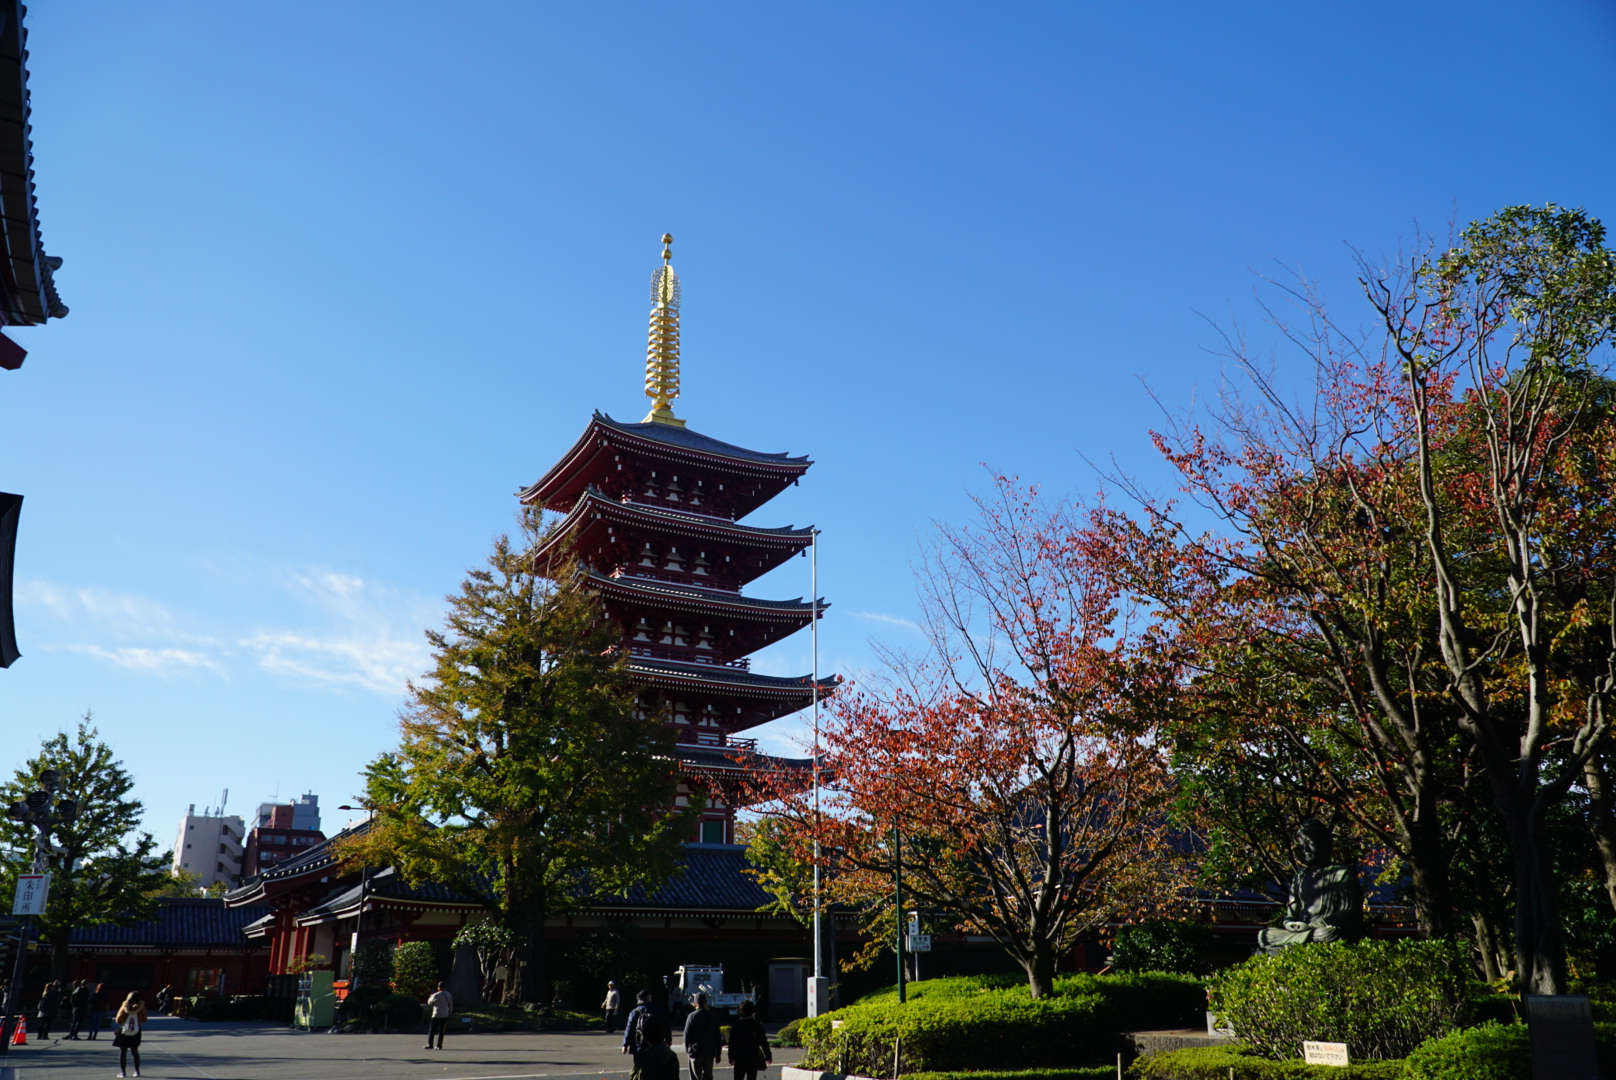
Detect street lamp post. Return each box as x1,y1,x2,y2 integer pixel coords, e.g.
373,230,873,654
335,805,374,1000
1,768,77,1057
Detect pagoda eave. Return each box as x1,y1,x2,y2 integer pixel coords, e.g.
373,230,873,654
520,413,811,513
587,570,827,624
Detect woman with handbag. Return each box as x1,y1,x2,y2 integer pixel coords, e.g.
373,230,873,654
113,991,148,1078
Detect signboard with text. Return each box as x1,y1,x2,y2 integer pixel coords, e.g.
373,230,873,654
1302,1042,1349,1067
11,873,48,916
907,933,932,952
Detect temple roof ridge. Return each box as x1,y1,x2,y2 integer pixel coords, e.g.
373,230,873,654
581,486,814,535
594,411,811,465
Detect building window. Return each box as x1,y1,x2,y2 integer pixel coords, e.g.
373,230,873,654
701,820,724,844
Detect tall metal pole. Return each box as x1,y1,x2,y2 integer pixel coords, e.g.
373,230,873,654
893,823,906,1004
1,771,67,1058
811,528,822,987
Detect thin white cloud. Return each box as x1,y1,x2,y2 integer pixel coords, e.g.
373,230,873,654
62,644,223,677
852,610,923,633
20,569,433,699
238,570,433,696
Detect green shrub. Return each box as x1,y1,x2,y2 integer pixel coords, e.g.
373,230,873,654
799,973,1203,1074
1209,939,1477,1060
775,1017,803,1047
1112,921,1216,976
1137,1046,1405,1080
370,992,424,1032
1404,1020,1616,1080
390,940,439,1000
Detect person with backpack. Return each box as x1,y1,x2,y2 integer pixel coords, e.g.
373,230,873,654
726,999,772,1080
113,991,148,1078
621,989,677,1080
682,992,723,1080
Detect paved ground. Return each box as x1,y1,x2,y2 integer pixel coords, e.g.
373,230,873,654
0,1016,806,1080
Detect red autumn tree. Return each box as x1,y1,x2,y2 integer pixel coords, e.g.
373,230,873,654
762,478,1185,999
1096,205,1616,994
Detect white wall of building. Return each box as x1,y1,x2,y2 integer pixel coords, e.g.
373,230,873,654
172,805,246,889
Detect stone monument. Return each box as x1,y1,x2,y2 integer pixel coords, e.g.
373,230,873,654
1257,818,1364,954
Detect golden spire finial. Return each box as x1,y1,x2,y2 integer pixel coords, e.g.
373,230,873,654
643,233,686,427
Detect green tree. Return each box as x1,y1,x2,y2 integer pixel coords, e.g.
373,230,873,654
390,940,438,1000
149,868,227,898
344,511,693,1004
0,719,170,982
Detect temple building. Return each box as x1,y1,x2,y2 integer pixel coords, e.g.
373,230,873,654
519,234,835,842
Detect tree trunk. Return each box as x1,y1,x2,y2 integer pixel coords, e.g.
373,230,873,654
1496,790,1568,995
520,905,547,1005
1470,912,1502,983
1404,818,1455,940
1583,747,1616,914
1022,941,1057,1000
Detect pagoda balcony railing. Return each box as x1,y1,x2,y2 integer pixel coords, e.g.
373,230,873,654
628,645,751,671
678,735,760,753
619,496,738,523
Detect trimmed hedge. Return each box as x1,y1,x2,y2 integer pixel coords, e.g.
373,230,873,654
905,1070,1115,1080
1137,1046,1405,1080
1209,940,1477,1060
184,995,295,1023
799,973,1204,1075
1142,1022,1616,1080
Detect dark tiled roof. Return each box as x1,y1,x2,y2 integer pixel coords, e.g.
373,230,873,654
0,0,66,328
225,819,370,904
598,844,774,912
588,569,824,613
298,869,481,922
69,898,269,949
595,414,808,466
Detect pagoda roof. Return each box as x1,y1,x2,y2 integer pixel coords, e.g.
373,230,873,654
674,742,813,774
631,655,836,695
0,0,67,334
585,569,826,621
520,412,811,512
536,487,813,567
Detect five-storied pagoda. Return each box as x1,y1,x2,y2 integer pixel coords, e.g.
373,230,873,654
519,236,833,844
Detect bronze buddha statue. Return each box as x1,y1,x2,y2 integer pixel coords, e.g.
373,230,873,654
1257,818,1365,954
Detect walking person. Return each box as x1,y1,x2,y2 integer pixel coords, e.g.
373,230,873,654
66,979,88,1039
35,980,61,1041
727,999,772,1080
424,981,453,1050
621,989,676,1080
87,982,108,1040
682,992,723,1080
601,980,622,1033
113,991,148,1078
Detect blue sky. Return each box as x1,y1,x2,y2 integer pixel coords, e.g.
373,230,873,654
4,1,1614,840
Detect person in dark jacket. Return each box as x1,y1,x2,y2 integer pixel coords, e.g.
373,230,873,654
621,989,676,1080
36,981,62,1041
87,983,108,1040
66,980,89,1039
682,993,723,1080
727,999,772,1080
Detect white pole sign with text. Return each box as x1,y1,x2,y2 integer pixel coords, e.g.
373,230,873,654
11,873,48,916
